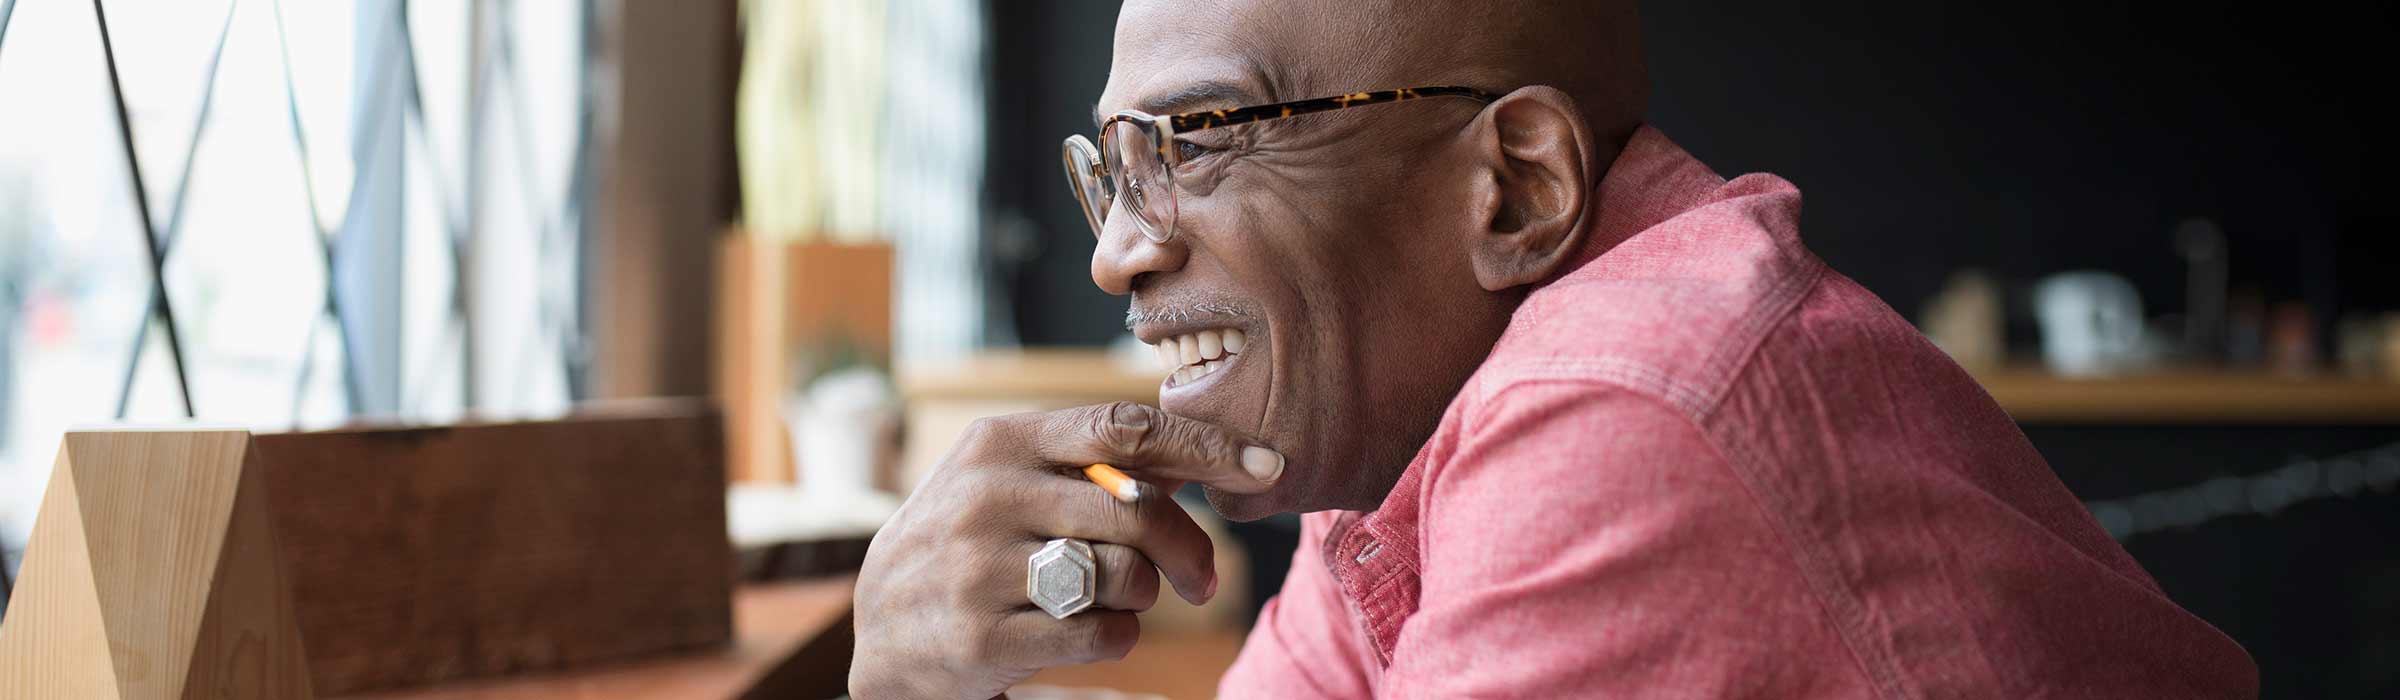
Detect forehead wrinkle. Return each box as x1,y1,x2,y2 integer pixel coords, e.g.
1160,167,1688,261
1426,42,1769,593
1140,81,1260,117
1094,55,1267,126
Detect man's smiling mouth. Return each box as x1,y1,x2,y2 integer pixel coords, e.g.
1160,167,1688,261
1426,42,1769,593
1151,328,1249,388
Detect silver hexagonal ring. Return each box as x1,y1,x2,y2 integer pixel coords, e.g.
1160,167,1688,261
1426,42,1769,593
1027,537,1099,619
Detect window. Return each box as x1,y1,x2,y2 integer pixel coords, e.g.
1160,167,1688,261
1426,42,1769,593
0,0,594,577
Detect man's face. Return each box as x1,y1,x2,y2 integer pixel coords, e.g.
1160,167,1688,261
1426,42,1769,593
1092,1,1516,519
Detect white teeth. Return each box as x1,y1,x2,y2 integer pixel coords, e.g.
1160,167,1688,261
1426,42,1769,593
1154,328,1247,385
1177,359,1226,385
1155,342,1179,372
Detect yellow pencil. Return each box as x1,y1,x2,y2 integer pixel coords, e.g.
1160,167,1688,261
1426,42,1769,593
1083,463,1143,503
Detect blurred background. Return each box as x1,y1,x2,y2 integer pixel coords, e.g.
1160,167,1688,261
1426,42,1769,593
0,0,2394,698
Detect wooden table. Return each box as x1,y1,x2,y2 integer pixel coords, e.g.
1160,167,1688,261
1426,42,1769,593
336,577,856,700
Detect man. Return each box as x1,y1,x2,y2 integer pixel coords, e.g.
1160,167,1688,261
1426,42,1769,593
851,0,2257,697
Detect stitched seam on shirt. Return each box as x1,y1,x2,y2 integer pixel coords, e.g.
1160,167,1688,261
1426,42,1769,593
1706,432,1913,700
1356,568,1416,667
1490,255,1829,421
1704,280,1917,700
1490,358,1708,416
1359,518,1421,663
1691,254,1829,419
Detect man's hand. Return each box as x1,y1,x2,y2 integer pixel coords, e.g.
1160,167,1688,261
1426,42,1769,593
849,402,1285,700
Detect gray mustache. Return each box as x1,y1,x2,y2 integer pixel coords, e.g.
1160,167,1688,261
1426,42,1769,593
1124,301,1251,331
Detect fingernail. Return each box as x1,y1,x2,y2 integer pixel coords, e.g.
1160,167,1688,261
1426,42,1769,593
1242,446,1285,483
1111,402,1150,430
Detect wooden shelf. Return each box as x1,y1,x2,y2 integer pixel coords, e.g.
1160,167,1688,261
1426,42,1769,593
1974,368,2400,425
903,349,2400,426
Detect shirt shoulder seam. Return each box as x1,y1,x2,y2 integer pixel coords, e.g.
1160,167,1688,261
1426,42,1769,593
1491,251,1830,421
1693,276,1919,700
1690,253,1829,418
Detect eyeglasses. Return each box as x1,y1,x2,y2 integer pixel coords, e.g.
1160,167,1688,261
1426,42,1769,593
1062,85,1498,243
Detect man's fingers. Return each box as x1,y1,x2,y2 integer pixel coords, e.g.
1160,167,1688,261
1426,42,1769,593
1032,476,1217,605
991,609,1141,669
1088,543,1161,612
1041,402,1284,494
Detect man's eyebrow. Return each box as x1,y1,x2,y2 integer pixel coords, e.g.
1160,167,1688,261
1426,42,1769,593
1091,80,1262,129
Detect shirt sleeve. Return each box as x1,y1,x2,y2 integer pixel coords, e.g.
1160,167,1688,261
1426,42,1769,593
1217,512,1377,699
1379,380,1873,698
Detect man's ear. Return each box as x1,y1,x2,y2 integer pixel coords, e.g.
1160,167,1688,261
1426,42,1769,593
1464,86,1593,291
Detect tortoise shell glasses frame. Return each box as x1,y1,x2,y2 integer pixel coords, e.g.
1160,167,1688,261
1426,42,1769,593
1062,85,1500,243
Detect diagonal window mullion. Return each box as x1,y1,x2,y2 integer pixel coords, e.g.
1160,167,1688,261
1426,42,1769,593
158,2,242,254
393,4,475,281
487,0,597,406
394,0,489,410
271,0,366,419
111,0,241,419
93,0,200,419
490,28,574,408
0,0,18,67
562,0,599,401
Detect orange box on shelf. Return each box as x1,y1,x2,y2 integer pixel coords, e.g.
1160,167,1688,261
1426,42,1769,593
714,232,895,484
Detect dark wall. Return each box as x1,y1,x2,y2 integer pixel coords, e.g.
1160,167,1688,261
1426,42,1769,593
985,0,1125,347
988,0,2398,345
1641,0,2398,329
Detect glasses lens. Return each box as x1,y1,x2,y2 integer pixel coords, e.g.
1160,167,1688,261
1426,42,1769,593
1103,119,1176,242
1060,136,1110,238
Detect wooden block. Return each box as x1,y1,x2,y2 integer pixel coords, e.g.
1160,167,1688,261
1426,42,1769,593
0,430,314,700
254,403,732,695
330,577,857,700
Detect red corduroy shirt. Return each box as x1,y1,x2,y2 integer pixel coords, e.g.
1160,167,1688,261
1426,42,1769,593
1216,126,2257,698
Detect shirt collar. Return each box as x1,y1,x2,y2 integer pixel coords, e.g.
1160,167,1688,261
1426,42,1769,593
1554,125,1731,277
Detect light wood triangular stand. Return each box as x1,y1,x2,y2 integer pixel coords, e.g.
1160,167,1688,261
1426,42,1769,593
0,430,314,699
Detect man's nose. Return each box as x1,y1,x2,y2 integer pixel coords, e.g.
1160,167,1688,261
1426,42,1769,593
1090,217,1188,296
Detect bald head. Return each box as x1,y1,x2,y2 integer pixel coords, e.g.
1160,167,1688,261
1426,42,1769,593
1108,0,1647,146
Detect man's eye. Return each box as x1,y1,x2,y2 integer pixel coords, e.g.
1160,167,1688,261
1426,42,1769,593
1175,139,1219,163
